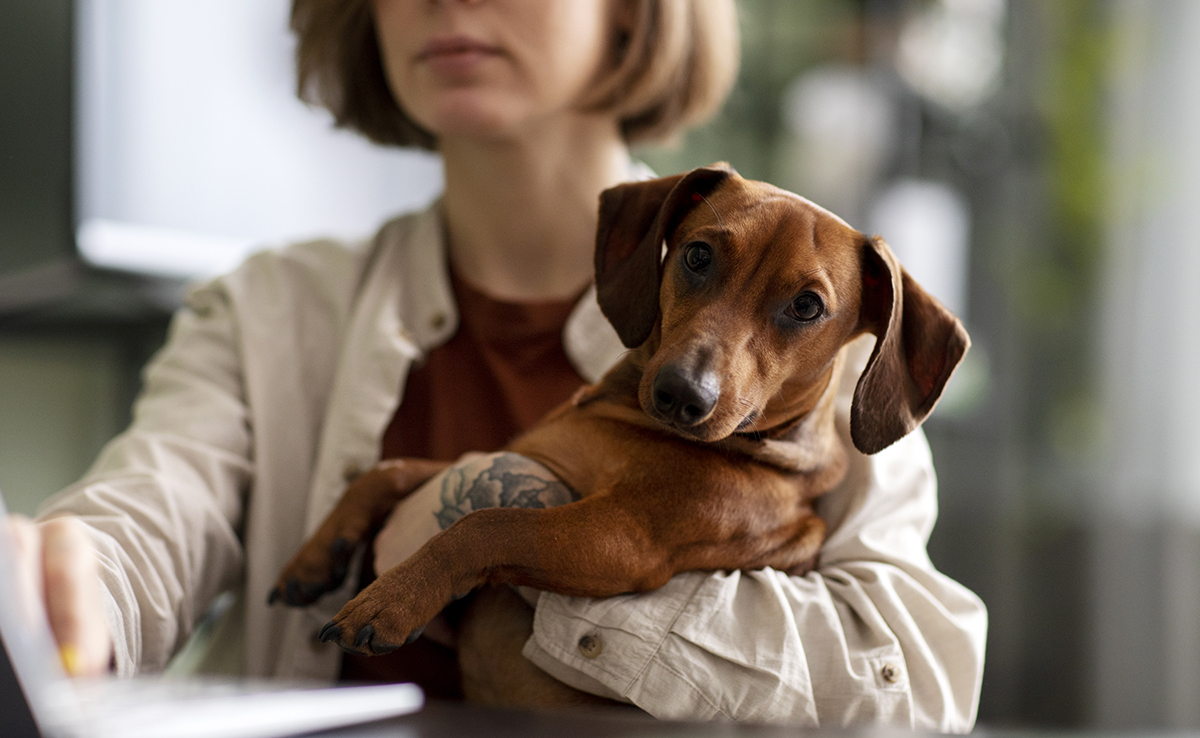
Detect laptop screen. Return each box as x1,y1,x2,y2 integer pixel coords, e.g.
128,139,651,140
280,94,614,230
0,491,425,738
0,631,42,737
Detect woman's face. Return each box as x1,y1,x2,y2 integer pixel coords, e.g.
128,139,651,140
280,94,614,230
372,0,618,141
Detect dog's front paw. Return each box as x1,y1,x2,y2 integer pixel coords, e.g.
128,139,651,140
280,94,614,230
315,565,452,655
269,459,453,608
269,535,358,607
316,619,423,656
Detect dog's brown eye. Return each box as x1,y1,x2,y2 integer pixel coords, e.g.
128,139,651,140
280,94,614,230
683,242,712,273
790,293,823,321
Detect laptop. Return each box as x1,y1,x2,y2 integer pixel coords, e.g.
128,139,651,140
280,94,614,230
0,491,423,738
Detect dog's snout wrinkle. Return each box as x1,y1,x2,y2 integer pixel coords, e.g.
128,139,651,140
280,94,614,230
734,402,761,432
652,365,720,427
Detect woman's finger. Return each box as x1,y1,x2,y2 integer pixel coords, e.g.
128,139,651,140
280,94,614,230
38,518,113,676
6,515,47,630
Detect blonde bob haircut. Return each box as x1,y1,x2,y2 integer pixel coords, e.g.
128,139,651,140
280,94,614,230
291,0,740,149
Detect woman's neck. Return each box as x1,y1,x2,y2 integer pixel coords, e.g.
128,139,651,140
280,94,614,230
438,115,630,302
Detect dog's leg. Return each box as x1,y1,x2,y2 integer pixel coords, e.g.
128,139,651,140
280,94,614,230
270,458,450,606
316,492,727,654
319,477,829,654
765,515,827,577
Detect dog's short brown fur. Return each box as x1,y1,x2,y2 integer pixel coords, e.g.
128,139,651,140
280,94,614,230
271,165,969,704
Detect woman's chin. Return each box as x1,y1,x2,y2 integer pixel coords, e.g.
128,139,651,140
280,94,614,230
402,90,516,136
431,118,516,143
417,95,589,147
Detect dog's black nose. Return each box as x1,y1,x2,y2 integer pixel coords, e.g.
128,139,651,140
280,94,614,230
653,365,720,426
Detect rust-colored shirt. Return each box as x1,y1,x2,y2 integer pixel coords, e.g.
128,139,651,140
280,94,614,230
340,270,587,695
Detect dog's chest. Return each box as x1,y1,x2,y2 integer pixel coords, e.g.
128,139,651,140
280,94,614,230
510,411,812,529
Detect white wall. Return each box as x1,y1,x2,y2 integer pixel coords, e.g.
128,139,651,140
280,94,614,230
75,0,443,278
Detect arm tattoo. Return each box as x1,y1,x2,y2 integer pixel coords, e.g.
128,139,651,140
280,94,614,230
435,452,580,530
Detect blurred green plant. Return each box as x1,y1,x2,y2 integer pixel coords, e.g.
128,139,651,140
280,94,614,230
1025,0,1111,468
635,0,854,180
1019,0,1109,329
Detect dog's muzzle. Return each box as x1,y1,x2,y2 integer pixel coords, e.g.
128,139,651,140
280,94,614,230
651,364,720,428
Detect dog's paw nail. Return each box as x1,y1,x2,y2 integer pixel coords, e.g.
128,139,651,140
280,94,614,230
285,578,303,606
317,622,342,643
267,587,281,606
372,640,400,655
354,624,375,649
331,537,354,558
299,581,327,602
283,578,328,606
403,626,424,645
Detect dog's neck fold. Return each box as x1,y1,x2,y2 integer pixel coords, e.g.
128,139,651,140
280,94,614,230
578,349,849,479
716,350,847,475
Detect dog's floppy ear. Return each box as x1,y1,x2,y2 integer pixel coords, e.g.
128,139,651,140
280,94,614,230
595,164,733,347
850,235,970,454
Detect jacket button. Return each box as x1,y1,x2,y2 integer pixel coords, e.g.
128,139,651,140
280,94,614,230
430,312,448,331
881,662,902,684
577,634,603,659
342,462,362,483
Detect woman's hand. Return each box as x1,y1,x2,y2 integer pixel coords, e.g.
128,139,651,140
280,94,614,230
370,452,568,647
6,515,113,676
372,466,462,576
372,451,574,575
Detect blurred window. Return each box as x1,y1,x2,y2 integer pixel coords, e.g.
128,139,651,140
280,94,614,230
75,0,442,279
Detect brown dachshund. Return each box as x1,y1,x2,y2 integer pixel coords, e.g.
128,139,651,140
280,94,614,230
271,165,968,698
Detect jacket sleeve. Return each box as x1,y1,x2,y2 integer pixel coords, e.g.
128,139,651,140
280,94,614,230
525,420,987,730
37,280,252,676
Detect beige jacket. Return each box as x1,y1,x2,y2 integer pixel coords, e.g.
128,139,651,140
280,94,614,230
40,203,986,730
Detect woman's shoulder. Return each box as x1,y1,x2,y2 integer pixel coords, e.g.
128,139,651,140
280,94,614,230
243,208,433,285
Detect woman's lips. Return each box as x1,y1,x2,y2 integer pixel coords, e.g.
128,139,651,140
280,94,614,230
417,36,501,75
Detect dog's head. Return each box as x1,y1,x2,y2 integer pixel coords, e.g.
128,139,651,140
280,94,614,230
595,165,969,454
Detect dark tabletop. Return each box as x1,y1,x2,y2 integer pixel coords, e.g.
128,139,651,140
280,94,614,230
312,701,832,738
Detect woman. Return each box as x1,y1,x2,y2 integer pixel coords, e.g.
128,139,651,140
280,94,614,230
8,0,985,728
